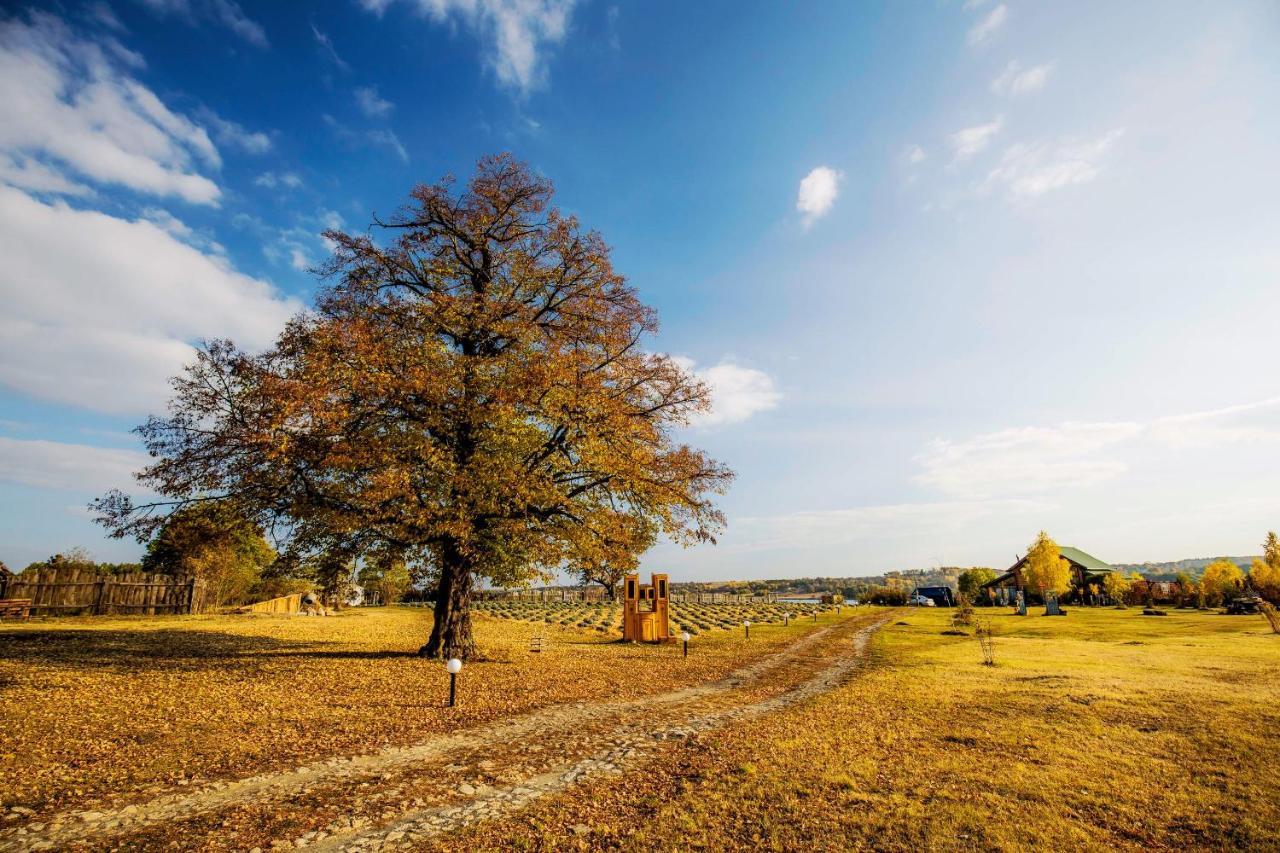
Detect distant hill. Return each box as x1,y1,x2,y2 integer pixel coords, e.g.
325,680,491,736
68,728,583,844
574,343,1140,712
1112,556,1258,579
665,556,1264,593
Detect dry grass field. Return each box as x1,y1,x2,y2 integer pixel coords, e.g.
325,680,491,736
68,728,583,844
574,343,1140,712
441,607,1280,852
0,605,826,818
2,605,1277,851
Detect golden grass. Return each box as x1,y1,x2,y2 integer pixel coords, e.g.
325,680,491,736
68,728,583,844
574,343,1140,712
0,606,827,815
438,607,1280,851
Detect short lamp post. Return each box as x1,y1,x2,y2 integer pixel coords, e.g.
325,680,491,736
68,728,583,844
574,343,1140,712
682,631,690,658
743,619,751,639
813,609,818,623
446,657,462,707
784,612,790,626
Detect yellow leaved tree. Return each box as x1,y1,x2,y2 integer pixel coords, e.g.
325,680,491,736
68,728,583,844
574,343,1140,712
1022,531,1072,602
1103,571,1131,604
1201,559,1244,607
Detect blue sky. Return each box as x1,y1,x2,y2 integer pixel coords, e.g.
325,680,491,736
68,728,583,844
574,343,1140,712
2,0,1279,578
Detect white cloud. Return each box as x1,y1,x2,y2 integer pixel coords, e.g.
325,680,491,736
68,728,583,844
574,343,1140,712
986,129,1123,197
0,12,221,204
0,184,301,414
360,0,576,93
948,116,1003,162
914,396,1280,499
0,152,93,196
903,144,926,165
196,107,271,154
796,165,842,226
253,171,303,189
967,4,1006,46
990,60,1052,96
355,85,394,118
0,436,148,492
674,358,781,428
134,0,268,48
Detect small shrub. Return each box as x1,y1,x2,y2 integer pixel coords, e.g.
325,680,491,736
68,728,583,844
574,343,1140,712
953,594,975,628
975,619,997,666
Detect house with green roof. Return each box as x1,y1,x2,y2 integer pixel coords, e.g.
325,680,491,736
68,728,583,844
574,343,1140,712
981,546,1116,603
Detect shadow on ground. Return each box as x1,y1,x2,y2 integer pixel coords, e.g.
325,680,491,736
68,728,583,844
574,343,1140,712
0,629,419,672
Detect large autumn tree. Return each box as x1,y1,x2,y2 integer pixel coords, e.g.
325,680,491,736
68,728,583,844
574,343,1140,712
568,510,656,600
94,155,733,659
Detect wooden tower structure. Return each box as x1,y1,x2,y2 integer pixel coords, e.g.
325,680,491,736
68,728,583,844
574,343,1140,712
622,572,674,643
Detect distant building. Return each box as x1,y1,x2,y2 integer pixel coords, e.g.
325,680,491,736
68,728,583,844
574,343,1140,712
981,546,1116,603
912,585,955,606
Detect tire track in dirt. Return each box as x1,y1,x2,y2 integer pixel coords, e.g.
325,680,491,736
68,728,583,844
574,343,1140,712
1,613,888,852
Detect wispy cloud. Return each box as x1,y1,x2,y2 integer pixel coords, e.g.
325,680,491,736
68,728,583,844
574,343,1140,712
134,0,268,48
727,498,1047,554
311,22,350,71
355,85,394,118
916,421,1141,498
359,0,577,93
195,106,272,154
986,129,1123,197
253,171,302,189
990,60,1052,96
0,436,148,492
796,165,842,226
967,4,1006,46
323,114,409,162
914,396,1280,499
948,116,1003,163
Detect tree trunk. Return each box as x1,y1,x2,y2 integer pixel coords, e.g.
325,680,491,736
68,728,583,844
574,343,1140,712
601,580,616,602
419,543,477,660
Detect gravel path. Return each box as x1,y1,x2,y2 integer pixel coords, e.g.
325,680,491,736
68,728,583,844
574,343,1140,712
1,613,888,852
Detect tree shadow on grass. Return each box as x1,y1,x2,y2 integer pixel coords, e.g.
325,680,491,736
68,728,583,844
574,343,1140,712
0,629,418,673
261,649,420,660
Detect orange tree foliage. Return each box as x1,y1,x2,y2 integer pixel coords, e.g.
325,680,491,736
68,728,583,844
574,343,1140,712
94,155,733,659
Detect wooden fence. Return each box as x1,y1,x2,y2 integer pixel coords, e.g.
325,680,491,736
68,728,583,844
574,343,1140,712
0,566,206,616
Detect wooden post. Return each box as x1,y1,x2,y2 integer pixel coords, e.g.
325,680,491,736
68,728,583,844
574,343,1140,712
94,579,110,615
187,577,198,613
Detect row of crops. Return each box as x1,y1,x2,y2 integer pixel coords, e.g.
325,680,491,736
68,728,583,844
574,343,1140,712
472,599,834,636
